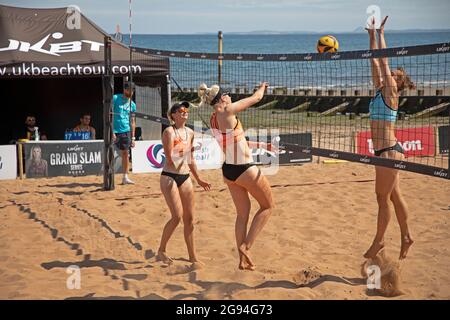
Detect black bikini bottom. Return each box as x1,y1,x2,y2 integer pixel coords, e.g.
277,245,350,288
222,162,255,181
374,142,404,157
161,171,190,187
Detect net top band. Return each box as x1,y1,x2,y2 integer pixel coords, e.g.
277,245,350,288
132,42,450,62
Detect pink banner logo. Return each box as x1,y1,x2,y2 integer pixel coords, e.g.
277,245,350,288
357,127,435,157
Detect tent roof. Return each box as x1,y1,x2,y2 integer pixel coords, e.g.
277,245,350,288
0,5,169,79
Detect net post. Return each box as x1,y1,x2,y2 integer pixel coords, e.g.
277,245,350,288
166,74,172,109
102,36,115,190
317,129,321,164
448,107,450,179
17,142,24,180
351,129,356,153
161,74,171,135
218,31,223,85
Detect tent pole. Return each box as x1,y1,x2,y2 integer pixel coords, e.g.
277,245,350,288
18,142,24,179
103,36,115,190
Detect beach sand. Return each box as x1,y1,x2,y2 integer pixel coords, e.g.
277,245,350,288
0,162,449,300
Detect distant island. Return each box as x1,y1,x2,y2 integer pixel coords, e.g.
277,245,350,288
122,29,450,36
189,28,450,35
351,27,450,33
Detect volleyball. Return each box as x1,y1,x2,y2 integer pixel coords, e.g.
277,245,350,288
317,35,339,53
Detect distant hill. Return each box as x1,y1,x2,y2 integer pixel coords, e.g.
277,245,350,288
129,29,450,36
352,26,450,33
194,28,450,35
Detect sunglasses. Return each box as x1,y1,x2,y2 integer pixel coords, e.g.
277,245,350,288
177,107,189,114
210,90,230,105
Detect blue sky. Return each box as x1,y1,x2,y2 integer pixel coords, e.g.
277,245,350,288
2,0,450,34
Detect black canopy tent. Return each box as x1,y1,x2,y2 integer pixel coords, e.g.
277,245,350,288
0,4,170,144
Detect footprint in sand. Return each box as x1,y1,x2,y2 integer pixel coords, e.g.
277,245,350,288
293,267,322,286
132,208,146,214
166,263,203,275
260,268,277,275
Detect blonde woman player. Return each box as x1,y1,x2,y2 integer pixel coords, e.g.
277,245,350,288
157,102,211,267
198,82,274,271
364,16,415,260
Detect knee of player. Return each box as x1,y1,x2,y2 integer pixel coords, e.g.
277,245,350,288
182,214,194,226
261,200,275,212
376,192,391,205
172,214,182,224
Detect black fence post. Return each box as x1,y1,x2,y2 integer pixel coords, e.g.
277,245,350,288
161,74,171,134
103,36,115,190
218,31,223,85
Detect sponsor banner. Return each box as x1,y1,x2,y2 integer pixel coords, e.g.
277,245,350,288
24,141,103,178
251,133,313,165
438,125,449,154
279,133,313,164
132,140,166,173
131,137,222,174
357,127,435,157
305,146,448,180
192,136,224,170
2,62,143,77
0,145,17,180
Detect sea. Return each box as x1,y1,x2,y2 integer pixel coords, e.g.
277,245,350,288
125,32,450,53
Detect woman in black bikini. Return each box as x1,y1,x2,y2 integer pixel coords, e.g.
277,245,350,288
198,82,274,271
157,102,211,267
364,16,415,260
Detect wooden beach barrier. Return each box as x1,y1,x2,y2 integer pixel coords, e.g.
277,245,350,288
399,98,408,108
320,101,350,116
272,87,288,95
352,98,361,107
256,100,279,110
410,102,450,118
289,101,311,113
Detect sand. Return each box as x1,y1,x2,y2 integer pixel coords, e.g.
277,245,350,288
0,162,449,300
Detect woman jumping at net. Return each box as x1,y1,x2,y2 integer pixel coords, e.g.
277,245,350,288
364,16,415,260
157,102,211,267
198,82,274,271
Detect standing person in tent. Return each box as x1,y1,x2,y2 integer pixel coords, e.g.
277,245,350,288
113,82,136,185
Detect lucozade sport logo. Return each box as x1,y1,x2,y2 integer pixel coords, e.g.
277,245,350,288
147,144,165,169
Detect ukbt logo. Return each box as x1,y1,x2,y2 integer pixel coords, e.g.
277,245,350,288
0,32,104,56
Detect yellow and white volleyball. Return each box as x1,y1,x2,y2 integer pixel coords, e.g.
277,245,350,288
316,35,339,53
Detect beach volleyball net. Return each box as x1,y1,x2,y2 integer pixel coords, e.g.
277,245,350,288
130,43,450,179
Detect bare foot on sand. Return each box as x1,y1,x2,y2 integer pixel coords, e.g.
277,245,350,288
157,251,173,265
239,261,256,271
238,252,255,271
364,240,385,259
190,261,204,270
189,258,204,269
239,244,255,270
399,235,414,260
